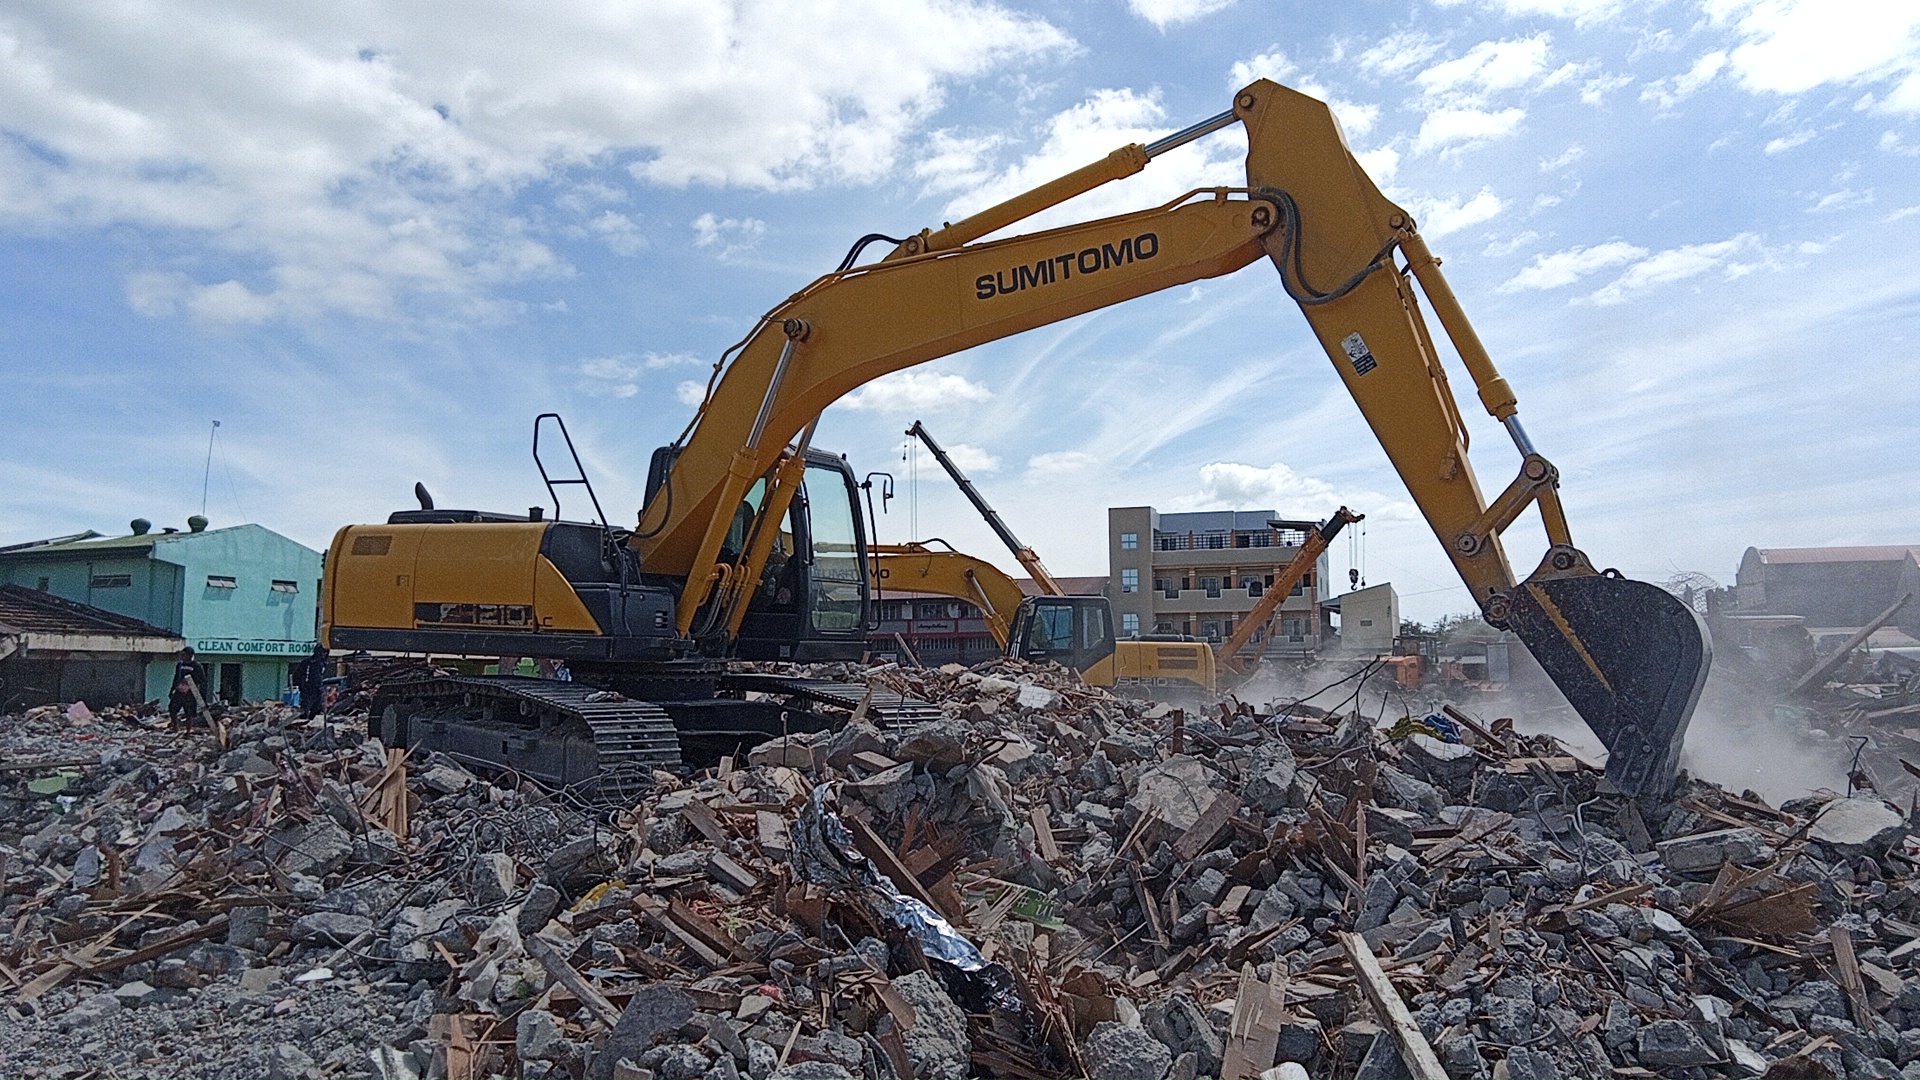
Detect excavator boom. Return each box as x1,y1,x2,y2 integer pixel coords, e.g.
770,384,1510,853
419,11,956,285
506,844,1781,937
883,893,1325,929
640,79,1709,795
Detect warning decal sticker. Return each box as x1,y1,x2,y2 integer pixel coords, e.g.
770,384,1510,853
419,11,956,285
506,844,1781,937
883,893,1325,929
1341,332,1378,376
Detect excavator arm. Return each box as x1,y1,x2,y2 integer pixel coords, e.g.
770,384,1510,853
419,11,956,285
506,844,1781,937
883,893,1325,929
869,542,1028,647
637,79,1708,795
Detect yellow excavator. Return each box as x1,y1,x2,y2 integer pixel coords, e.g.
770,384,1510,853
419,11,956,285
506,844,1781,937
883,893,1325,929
872,421,1359,693
872,420,1219,693
322,79,1709,798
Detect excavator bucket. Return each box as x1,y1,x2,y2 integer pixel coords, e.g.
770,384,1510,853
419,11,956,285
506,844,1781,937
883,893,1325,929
1505,573,1711,797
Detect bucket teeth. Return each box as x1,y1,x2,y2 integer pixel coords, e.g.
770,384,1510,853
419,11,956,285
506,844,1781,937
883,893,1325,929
1506,574,1711,796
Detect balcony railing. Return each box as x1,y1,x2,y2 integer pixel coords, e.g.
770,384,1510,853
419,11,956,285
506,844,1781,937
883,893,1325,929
1153,530,1308,551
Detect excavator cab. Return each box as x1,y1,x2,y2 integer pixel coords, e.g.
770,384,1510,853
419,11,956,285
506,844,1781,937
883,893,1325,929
1007,595,1115,674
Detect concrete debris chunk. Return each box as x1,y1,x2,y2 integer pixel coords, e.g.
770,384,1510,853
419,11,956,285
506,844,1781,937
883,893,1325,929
1808,797,1908,855
1130,754,1223,831
1085,1021,1174,1080
893,969,972,1079
1655,826,1775,872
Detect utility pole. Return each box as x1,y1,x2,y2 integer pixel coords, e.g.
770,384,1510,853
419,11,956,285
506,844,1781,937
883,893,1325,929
200,420,221,515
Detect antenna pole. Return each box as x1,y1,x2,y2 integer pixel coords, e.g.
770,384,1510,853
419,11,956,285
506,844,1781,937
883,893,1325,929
201,420,220,515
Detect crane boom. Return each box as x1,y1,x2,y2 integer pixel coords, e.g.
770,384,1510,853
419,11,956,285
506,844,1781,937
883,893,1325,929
1216,508,1362,672
906,420,1063,596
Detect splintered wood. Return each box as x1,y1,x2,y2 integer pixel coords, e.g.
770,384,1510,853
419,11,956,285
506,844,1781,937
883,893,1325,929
359,745,411,841
1338,931,1450,1080
1220,963,1287,1079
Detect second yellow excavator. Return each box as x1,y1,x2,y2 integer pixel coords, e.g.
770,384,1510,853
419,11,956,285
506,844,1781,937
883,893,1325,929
323,79,1709,798
873,420,1363,694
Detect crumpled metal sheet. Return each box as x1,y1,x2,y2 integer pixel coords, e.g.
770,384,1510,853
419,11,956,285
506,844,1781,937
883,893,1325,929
792,783,989,972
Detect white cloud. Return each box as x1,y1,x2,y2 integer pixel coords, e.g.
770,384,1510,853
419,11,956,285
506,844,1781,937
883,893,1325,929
1228,51,1381,137
1165,461,1414,520
1641,51,1729,109
1580,73,1635,104
942,87,1244,230
1807,188,1872,213
1582,234,1766,304
1358,32,1446,78
1414,107,1526,154
691,213,766,259
577,351,704,397
1408,188,1506,236
914,130,1003,195
1887,205,1920,221
1540,145,1586,170
1417,36,1552,98
840,371,992,413
942,443,1002,474
1763,130,1816,154
1127,0,1236,29
1025,450,1099,475
1483,230,1541,256
675,380,708,407
1443,0,1628,26
0,2,1069,322
588,211,646,256
1499,240,1648,291
1354,146,1401,184
579,356,643,398
1705,0,1920,109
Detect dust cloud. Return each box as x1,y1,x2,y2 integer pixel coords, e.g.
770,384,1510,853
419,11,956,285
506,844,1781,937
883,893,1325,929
1228,657,1860,807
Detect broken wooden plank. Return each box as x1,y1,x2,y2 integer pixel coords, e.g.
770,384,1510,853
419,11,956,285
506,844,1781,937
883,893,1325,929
1173,791,1241,863
756,810,793,859
1219,962,1284,1080
1030,805,1062,863
1424,812,1514,864
707,853,760,894
680,798,729,845
1337,931,1450,1080
1831,926,1875,1030
524,933,622,1028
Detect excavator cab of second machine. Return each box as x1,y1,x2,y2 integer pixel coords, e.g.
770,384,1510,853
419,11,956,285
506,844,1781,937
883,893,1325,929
1008,595,1115,674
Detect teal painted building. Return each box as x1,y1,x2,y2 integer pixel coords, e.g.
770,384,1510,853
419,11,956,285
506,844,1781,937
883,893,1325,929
0,519,323,703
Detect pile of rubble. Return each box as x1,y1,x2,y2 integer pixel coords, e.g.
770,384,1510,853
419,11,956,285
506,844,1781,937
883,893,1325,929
6,657,1920,1080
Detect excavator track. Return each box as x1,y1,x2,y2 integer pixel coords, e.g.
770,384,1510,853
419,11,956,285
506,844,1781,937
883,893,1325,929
719,673,947,725
373,675,679,806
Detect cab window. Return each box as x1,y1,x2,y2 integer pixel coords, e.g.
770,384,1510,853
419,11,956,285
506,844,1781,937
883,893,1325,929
805,464,865,632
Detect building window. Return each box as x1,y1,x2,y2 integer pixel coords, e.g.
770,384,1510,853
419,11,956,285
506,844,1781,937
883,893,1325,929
1244,577,1264,598
1121,568,1139,593
206,574,238,589
1122,612,1140,635
90,574,131,588
1120,531,1138,550
1201,576,1222,599
270,579,299,593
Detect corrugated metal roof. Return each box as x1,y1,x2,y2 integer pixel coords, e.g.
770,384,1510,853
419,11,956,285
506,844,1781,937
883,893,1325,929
1752,546,1920,565
0,523,258,561
0,584,179,638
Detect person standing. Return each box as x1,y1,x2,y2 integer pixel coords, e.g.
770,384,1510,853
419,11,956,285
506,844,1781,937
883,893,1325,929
168,648,208,724
293,644,330,719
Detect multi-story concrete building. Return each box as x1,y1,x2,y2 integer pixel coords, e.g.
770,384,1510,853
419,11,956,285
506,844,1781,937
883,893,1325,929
0,517,323,703
867,592,1001,666
1107,507,1330,652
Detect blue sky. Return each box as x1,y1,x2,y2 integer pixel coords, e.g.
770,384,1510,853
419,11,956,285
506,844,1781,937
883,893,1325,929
2,0,1917,622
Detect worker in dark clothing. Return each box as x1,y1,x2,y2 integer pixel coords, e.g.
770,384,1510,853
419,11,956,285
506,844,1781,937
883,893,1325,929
168,647,208,724
293,644,330,719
